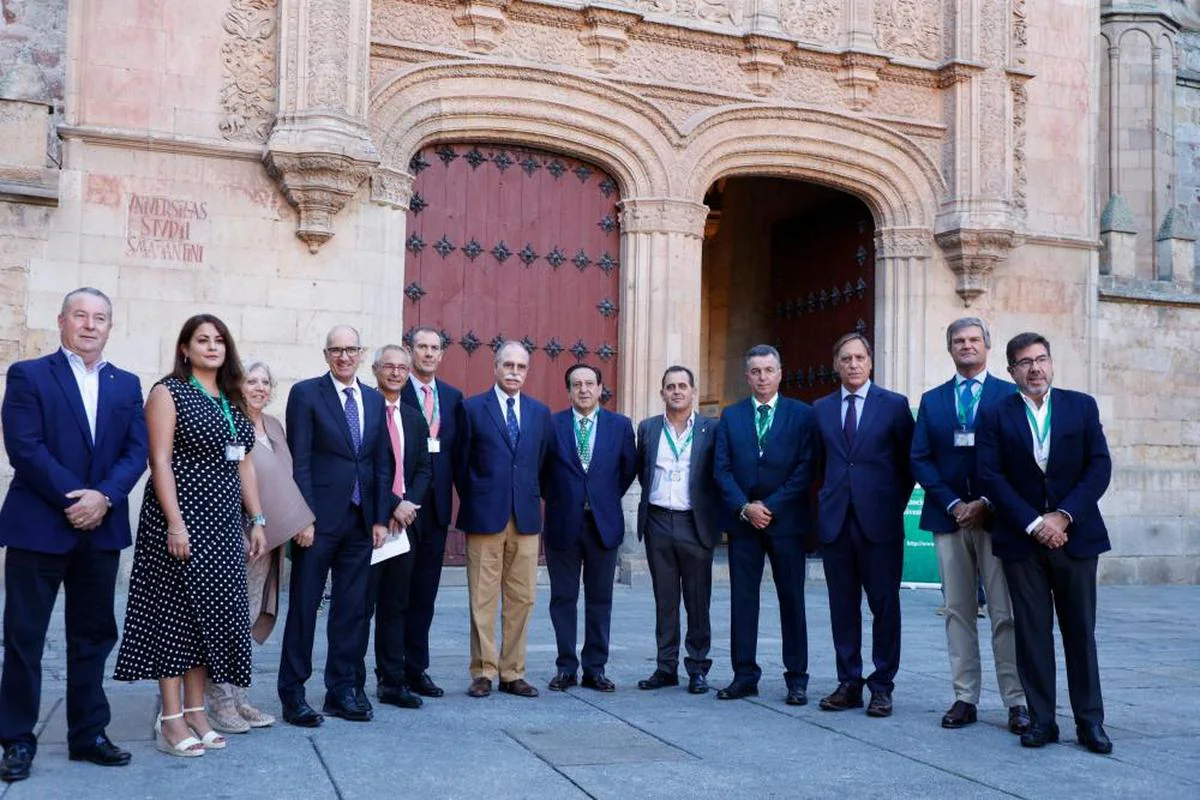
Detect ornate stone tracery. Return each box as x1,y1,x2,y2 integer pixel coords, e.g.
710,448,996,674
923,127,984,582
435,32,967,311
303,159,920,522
219,0,278,142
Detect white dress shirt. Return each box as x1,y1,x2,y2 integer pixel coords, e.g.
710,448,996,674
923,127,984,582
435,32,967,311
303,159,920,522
1021,388,1057,535
839,380,871,427
409,374,439,426
571,407,598,470
494,384,521,426
63,347,104,442
648,413,695,511
330,373,364,439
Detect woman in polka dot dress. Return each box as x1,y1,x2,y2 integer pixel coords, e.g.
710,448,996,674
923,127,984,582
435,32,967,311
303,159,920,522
115,314,267,757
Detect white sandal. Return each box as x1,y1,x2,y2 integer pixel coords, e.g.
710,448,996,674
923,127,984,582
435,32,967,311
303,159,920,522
154,712,205,757
183,706,227,750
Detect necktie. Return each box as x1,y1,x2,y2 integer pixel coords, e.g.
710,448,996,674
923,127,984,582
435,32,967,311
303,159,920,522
422,384,440,438
385,405,406,497
505,396,519,448
576,416,592,470
343,387,362,504
756,404,771,450
844,394,857,445
959,378,976,425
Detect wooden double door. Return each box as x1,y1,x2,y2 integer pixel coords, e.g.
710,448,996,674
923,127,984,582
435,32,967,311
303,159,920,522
402,143,623,564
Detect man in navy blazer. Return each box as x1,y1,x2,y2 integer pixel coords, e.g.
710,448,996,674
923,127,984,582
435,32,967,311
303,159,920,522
911,317,1029,734
278,326,394,727
0,288,147,782
977,332,1114,754
814,333,914,718
714,345,817,705
454,341,551,699
399,327,463,698
541,364,637,692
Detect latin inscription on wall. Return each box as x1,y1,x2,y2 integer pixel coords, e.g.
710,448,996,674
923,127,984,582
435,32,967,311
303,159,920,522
125,194,208,263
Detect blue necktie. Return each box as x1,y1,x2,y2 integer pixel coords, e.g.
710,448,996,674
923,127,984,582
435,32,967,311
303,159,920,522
506,396,520,448
343,387,362,504
843,394,857,445
959,378,977,425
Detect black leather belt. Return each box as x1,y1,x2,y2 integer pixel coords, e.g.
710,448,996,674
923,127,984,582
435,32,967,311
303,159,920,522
649,505,692,515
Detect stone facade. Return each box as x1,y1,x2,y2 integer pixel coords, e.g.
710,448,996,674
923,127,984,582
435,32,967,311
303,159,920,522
0,0,1196,582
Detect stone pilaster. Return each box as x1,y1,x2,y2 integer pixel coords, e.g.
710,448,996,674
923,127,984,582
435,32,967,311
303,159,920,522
875,226,933,399
265,0,379,253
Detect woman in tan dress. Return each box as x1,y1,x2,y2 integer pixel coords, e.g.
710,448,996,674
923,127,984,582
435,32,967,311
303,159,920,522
206,361,316,733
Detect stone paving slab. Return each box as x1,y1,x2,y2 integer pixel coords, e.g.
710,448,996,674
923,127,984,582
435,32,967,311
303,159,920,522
0,582,1197,799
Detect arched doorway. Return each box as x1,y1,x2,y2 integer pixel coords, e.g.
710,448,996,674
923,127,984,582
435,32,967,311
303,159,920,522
700,178,876,412
401,142,624,563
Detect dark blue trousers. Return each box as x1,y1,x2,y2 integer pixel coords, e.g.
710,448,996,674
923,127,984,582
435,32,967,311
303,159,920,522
544,513,619,676
403,506,448,680
728,525,809,688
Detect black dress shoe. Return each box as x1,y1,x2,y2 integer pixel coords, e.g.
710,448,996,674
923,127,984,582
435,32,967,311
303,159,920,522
1,743,33,783
1076,723,1113,754
941,700,978,729
581,673,616,693
549,671,578,692
866,690,893,718
687,674,709,695
467,677,492,698
1008,705,1031,735
1020,722,1060,748
323,691,372,722
498,679,539,698
819,682,864,711
785,687,808,706
638,670,679,690
377,685,422,709
408,672,445,698
716,681,758,700
356,688,374,717
68,734,131,767
282,700,324,728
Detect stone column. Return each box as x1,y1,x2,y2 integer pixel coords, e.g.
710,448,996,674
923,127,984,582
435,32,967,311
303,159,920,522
617,197,709,425
875,227,934,400
362,167,416,345
265,0,379,253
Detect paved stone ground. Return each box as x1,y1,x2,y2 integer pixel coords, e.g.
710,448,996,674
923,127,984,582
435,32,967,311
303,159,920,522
2,581,1197,799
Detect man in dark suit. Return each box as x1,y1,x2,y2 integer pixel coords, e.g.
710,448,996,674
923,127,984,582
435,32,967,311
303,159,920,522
714,345,817,705
400,326,462,698
635,366,721,695
353,345,432,709
0,288,148,782
278,326,394,727
541,364,637,693
912,317,1029,733
814,332,914,718
454,341,551,699
977,332,1113,754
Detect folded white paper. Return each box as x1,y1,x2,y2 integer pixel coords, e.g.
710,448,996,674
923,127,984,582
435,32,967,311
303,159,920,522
370,529,411,565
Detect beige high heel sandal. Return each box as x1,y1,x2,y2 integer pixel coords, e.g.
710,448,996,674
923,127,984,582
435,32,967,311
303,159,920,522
155,712,205,758
182,706,227,750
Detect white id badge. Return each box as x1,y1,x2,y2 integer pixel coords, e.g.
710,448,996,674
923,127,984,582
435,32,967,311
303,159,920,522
953,430,975,448
225,443,246,461
428,438,441,453
667,469,683,482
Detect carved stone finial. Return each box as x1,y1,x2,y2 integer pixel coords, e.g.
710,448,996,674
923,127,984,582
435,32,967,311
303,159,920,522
738,34,794,97
836,51,890,111
935,228,1021,306
453,0,512,54
1100,194,1137,234
580,7,640,72
265,151,375,253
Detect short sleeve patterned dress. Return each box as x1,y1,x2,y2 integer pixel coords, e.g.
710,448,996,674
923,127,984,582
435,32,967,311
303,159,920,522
115,376,256,686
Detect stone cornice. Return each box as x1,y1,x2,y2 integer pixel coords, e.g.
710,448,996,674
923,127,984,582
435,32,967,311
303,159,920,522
58,124,265,161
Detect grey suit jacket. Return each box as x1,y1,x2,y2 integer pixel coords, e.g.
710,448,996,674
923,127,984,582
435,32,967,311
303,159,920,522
636,413,721,548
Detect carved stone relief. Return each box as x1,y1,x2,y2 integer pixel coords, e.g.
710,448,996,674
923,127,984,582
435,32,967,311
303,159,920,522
875,0,942,62
778,0,840,47
309,0,353,107
1011,77,1028,217
630,1,746,29
219,0,278,142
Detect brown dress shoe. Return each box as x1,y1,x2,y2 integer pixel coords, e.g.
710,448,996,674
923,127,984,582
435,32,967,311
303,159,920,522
498,679,539,698
818,682,864,711
467,677,492,698
1008,705,1031,734
866,690,893,718
941,700,977,728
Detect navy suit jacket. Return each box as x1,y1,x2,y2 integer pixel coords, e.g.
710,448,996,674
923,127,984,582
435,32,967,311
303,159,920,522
911,374,1018,533
541,408,637,550
814,383,915,545
636,413,721,549
286,374,394,533
714,396,817,537
976,387,1112,561
390,401,434,512
0,352,148,554
454,389,551,535
400,378,461,528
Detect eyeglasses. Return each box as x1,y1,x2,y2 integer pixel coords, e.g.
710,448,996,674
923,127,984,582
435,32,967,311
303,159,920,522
1012,355,1051,370
325,347,363,358
376,363,409,373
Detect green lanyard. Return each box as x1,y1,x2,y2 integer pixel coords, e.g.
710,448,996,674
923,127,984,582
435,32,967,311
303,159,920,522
1023,393,1051,447
663,418,694,461
189,376,238,440
956,380,981,428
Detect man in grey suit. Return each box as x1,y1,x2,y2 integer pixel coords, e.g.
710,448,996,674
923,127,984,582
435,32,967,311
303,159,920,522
635,366,720,695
